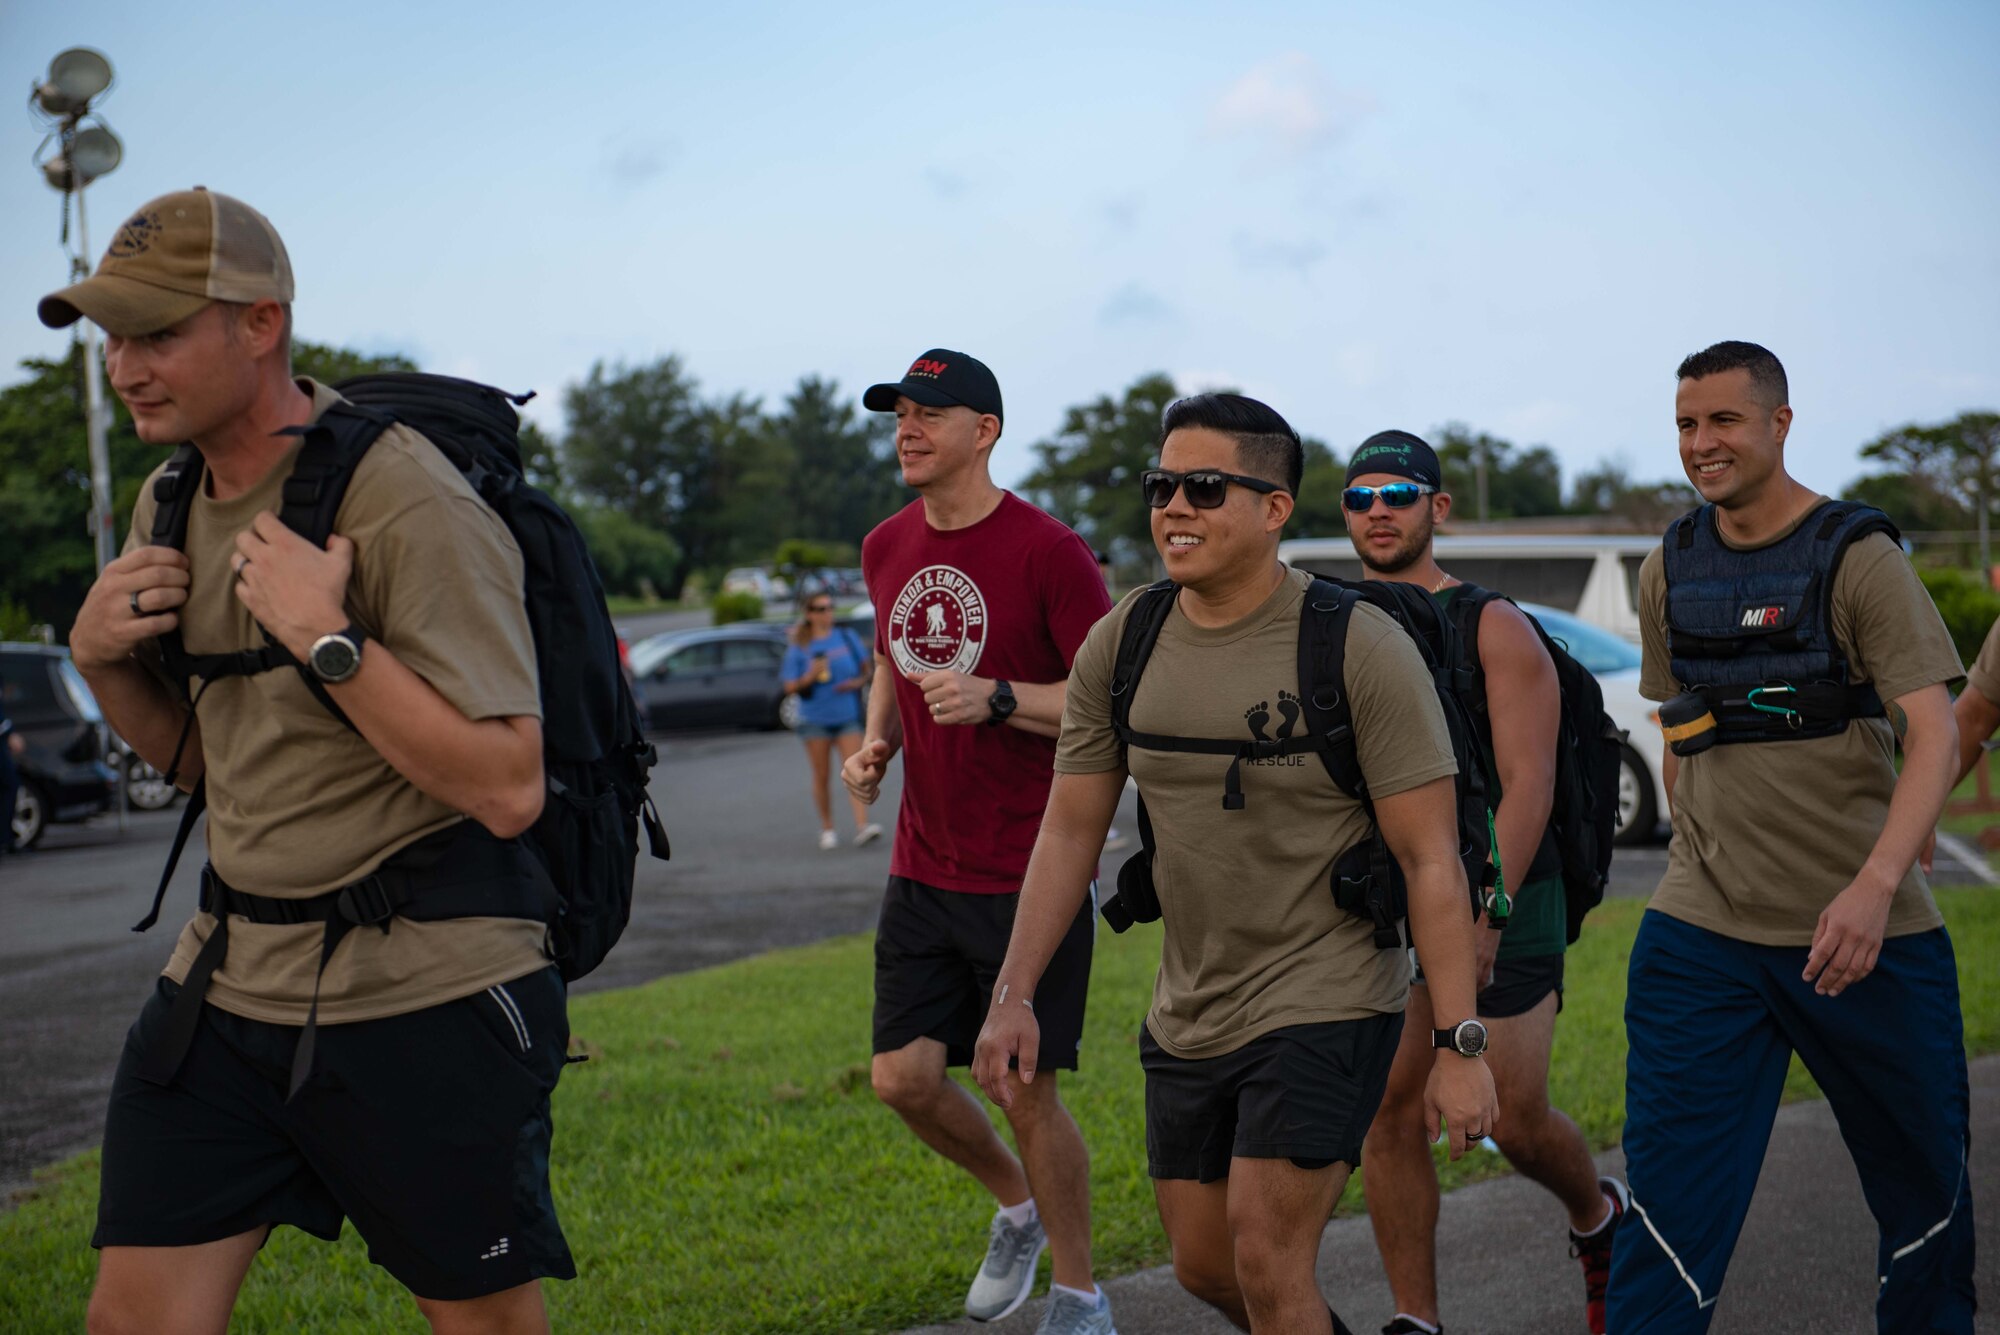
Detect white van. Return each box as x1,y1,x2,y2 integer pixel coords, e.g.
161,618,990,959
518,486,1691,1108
1277,532,1660,642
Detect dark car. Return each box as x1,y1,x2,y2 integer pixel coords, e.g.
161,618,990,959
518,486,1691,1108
628,624,800,732
1,643,120,849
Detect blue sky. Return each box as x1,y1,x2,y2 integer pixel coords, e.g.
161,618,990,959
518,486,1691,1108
4,1,1996,503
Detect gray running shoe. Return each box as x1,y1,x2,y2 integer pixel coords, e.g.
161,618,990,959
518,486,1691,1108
966,1212,1046,1322
1035,1287,1116,1334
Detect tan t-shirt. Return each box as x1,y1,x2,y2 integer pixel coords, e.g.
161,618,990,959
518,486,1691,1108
1638,501,1963,945
1966,616,2000,705
1057,566,1458,1059
127,378,549,1023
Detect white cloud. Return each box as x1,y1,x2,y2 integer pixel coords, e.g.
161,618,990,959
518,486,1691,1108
1209,53,1374,159
1100,283,1174,326
1233,231,1328,273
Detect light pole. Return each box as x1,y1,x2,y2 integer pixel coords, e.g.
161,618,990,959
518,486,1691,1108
31,48,123,574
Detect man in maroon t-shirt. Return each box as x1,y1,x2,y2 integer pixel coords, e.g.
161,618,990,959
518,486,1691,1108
844,349,1115,1332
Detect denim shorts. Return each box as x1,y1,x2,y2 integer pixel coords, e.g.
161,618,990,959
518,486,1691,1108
796,722,861,741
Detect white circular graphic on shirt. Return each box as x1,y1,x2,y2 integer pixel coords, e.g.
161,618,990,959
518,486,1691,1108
888,564,987,676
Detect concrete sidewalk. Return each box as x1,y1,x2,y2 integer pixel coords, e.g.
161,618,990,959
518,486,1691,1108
902,1054,1998,1335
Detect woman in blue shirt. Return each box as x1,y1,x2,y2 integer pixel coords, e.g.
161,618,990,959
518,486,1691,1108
782,596,881,850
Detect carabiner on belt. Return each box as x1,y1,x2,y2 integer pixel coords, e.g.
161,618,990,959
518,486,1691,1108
1746,684,1804,730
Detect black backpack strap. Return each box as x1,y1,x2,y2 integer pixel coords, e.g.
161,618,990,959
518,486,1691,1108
1298,579,1365,802
1108,581,1179,744
138,823,550,1094
149,446,206,698
261,405,395,731
1442,584,1502,721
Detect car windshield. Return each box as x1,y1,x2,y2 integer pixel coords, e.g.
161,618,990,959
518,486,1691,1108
1519,604,1642,674
628,634,690,679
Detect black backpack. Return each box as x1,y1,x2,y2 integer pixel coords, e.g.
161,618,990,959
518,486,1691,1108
1100,577,1491,948
135,374,669,1091
1444,588,1624,945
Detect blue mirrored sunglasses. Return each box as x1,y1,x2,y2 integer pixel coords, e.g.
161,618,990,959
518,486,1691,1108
1341,483,1436,512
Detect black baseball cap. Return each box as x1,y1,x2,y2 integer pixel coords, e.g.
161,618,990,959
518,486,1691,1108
863,348,1004,429
1345,429,1443,490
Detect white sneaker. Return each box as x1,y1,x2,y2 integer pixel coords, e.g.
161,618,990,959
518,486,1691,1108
818,829,838,851
854,823,883,847
966,1211,1046,1322
1037,1287,1116,1334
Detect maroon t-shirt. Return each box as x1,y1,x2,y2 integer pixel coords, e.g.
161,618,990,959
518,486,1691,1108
862,492,1113,893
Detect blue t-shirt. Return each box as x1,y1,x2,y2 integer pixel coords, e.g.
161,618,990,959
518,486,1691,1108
783,629,868,729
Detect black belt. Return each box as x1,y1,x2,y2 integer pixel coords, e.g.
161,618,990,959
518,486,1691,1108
138,823,553,1099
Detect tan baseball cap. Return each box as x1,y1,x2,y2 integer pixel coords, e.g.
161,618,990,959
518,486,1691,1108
38,186,294,337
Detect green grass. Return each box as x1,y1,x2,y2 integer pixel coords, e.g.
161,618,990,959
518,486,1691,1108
4,891,1996,1333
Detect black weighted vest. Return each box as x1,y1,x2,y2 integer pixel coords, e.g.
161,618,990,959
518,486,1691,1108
1661,500,1899,744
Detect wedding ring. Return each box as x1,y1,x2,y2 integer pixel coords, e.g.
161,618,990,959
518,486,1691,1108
129,590,144,617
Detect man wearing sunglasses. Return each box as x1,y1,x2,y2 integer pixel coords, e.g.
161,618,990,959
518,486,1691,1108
1339,430,1626,1335
977,394,1495,1335
844,349,1115,1333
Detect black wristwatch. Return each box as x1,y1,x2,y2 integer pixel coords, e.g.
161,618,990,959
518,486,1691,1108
1432,1018,1489,1058
308,623,369,685
986,679,1017,727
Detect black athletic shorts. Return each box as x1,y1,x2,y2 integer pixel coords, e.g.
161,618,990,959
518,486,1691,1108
94,967,574,1301
1140,1014,1403,1182
1412,950,1565,1020
872,876,1095,1070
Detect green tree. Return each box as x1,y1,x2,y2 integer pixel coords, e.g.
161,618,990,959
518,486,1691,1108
1285,439,1350,539
0,339,418,637
572,506,681,599
1019,372,1180,562
561,357,714,593
764,376,908,550
292,341,417,385
1566,462,1691,530
1859,413,2000,570
1430,424,1564,520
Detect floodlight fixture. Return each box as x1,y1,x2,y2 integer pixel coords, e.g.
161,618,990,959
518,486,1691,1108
70,125,122,180
33,47,113,116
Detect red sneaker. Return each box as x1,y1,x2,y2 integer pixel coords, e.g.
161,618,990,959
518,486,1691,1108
1569,1176,1630,1335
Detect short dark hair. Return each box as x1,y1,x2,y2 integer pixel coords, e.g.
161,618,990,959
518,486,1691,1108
1676,340,1788,409
1160,393,1303,494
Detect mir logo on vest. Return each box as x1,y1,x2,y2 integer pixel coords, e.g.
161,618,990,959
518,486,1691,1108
1739,605,1785,628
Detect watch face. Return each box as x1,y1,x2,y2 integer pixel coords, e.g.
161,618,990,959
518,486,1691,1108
313,637,359,682
1456,1019,1489,1057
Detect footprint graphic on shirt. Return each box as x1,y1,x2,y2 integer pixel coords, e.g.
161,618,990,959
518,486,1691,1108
1244,702,1271,741
1275,690,1301,739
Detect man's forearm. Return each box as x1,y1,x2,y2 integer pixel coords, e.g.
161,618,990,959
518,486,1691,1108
325,642,543,837
866,657,902,752
1862,719,1957,889
1490,782,1552,906
1406,859,1479,1024
79,658,205,786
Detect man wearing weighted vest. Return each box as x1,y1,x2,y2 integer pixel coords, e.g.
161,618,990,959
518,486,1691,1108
1342,430,1628,1335
1611,341,1975,1332
51,189,573,1334
975,394,1497,1335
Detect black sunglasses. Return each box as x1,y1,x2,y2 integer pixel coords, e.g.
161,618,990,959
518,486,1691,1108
1142,468,1288,510
1341,482,1436,512
806,602,834,612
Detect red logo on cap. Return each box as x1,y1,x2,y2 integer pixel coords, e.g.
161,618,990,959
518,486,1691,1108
909,359,949,377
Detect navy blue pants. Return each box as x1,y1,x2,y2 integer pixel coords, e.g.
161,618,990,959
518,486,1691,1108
1609,911,1975,1332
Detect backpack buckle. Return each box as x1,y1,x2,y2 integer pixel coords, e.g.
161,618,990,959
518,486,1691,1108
336,874,397,929
1245,739,1284,760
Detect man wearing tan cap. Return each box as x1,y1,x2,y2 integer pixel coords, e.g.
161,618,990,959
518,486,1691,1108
50,188,570,1334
